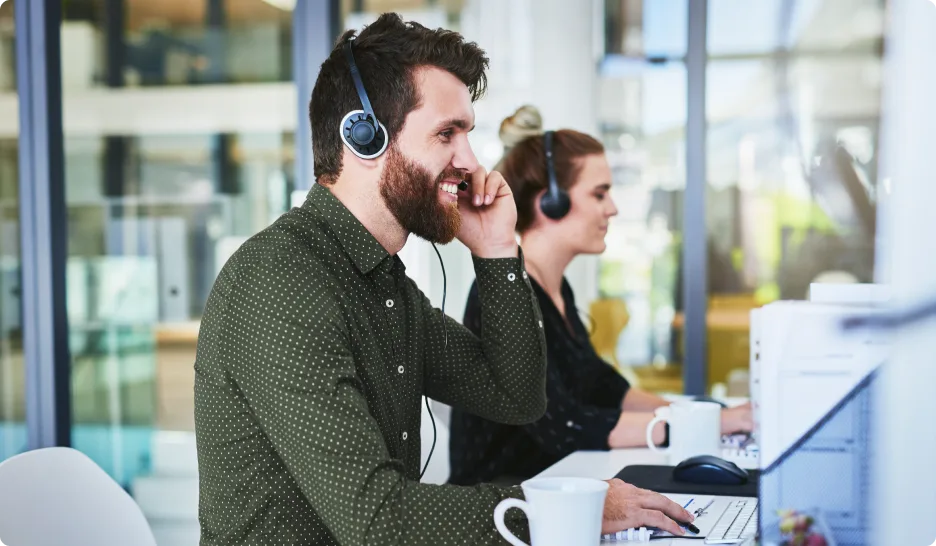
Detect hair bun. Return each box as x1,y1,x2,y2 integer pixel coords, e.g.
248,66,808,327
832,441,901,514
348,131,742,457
499,105,543,149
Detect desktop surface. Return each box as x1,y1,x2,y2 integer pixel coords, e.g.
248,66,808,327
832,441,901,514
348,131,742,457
536,446,759,482
535,448,760,545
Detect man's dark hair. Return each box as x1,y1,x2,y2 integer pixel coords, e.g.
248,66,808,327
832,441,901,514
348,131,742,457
309,13,489,185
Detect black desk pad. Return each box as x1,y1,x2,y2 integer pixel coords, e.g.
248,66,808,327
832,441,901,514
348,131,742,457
614,464,760,497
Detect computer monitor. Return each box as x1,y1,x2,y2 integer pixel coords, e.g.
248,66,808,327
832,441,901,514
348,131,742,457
758,369,878,546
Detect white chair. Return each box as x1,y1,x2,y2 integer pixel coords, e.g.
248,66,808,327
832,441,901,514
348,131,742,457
0,447,157,546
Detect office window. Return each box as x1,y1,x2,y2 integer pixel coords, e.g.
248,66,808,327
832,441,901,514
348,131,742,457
62,0,293,87
341,0,466,27
0,1,24,462
702,0,884,395
595,1,688,393
61,1,296,543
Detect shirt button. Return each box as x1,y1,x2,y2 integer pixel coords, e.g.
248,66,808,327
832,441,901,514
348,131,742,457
385,299,394,308
402,431,408,441
507,273,516,282
522,271,529,280
538,320,543,328
567,421,575,428
398,365,404,374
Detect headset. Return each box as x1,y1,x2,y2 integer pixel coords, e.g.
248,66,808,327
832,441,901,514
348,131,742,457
539,130,572,220
340,39,389,160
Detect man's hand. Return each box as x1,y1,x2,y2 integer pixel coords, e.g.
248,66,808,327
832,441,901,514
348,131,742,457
456,167,518,258
720,402,754,435
601,479,694,536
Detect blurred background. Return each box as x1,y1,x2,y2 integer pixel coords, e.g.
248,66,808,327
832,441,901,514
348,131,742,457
0,0,884,544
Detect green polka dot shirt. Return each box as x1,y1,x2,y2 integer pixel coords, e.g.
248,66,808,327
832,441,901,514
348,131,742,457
194,183,547,545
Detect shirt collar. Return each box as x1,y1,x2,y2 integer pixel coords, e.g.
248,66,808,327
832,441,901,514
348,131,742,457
302,183,391,275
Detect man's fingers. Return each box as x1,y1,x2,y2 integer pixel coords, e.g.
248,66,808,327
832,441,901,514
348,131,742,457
639,509,686,537
470,166,487,206
638,490,694,523
483,170,508,205
466,168,510,207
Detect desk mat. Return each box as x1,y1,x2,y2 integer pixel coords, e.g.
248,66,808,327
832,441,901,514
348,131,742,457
614,464,759,497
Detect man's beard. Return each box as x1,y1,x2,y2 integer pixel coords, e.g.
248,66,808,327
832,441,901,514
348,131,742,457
379,146,462,244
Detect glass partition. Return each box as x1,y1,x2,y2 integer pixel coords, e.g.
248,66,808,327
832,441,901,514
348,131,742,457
61,1,296,543
703,0,884,395
0,0,25,462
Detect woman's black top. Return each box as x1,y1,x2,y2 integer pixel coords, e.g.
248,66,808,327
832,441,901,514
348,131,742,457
447,276,631,485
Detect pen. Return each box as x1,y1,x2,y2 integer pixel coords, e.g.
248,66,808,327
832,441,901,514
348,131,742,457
674,517,700,535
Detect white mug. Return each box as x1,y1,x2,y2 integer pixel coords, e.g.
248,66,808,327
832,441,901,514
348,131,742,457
645,401,721,464
493,477,608,546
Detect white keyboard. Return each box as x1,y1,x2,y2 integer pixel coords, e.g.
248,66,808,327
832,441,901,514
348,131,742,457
721,447,759,469
704,499,758,544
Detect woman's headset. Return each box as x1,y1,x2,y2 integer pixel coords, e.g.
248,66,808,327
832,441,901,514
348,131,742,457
539,130,571,220
339,38,389,160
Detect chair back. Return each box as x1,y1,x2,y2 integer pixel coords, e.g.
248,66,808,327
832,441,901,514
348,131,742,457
0,447,157,546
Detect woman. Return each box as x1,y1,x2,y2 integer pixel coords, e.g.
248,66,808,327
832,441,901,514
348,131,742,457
447,106,752,486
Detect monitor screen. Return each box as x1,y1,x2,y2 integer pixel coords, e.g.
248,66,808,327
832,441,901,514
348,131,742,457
758,369,877,546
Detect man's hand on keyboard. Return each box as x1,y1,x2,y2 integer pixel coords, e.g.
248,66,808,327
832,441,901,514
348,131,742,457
600,479,694,537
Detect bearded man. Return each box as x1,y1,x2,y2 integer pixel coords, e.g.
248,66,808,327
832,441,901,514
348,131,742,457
193,13,693,546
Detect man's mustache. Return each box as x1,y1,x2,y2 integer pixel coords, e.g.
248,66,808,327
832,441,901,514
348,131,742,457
436,169,469,191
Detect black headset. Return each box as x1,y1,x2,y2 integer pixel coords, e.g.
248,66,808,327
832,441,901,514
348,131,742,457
340,39,389,160
539,130,571,220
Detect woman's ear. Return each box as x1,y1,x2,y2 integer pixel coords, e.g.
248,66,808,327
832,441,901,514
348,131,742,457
530,188,552,227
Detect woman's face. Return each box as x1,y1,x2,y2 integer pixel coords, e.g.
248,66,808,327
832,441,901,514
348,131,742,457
541,153,618,255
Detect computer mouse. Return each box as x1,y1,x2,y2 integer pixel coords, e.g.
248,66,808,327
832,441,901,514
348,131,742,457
673,455,749,486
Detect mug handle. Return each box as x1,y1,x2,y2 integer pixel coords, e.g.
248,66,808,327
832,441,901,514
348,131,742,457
646,415,669,452
494,498,531,546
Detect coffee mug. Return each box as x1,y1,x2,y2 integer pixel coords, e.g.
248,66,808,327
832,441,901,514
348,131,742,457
645,401,721,464
493,477,608,546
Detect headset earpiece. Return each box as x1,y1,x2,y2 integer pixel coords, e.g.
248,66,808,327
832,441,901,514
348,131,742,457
339,39,389,160
341,110,388,159
539,130,571,220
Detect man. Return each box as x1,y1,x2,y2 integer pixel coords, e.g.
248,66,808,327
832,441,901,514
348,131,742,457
194,13,694,545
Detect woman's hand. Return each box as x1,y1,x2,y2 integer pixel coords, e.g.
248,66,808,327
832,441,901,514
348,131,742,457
720,402,754,435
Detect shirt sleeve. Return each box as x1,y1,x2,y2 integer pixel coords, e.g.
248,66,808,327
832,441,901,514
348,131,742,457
220,258,529,545
462,281,621,456
421,252,548,426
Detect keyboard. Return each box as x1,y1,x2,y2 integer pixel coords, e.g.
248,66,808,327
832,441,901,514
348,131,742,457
704,499,758,544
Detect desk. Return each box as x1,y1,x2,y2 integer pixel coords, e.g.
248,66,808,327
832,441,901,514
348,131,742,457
536,448,668,481
536,449,756,545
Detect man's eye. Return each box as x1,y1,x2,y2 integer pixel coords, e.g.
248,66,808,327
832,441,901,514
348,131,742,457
439,130,454,139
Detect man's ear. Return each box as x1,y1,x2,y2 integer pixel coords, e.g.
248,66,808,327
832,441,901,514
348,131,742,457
341,146,387,171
